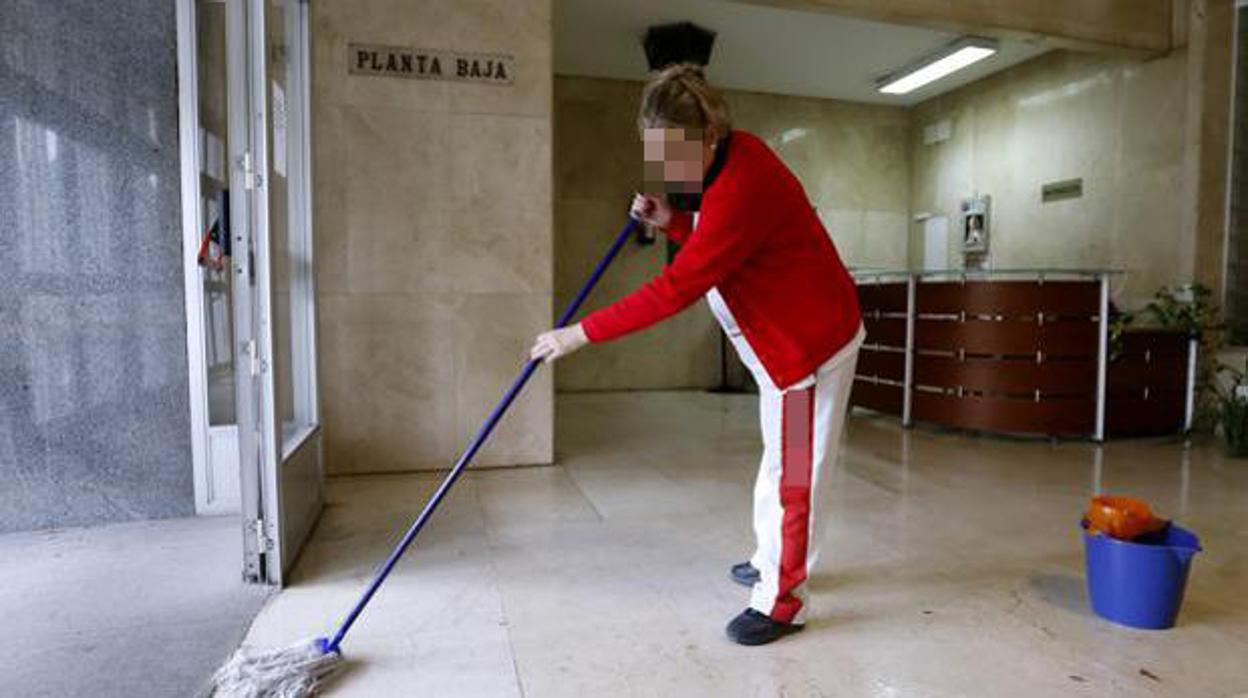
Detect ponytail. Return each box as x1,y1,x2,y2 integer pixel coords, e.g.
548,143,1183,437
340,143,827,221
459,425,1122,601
637,63,731,141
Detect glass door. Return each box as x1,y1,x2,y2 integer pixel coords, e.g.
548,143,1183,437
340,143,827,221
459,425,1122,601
179,0,319,583
243,0,323,585
197,0,243,516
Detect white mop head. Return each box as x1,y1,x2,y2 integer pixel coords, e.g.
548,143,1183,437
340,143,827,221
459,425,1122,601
208,638,344,698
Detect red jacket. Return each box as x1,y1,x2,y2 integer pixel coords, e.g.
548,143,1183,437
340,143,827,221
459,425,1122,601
581,130,862,389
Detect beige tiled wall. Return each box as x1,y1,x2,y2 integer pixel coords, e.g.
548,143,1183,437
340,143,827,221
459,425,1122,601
310,5,1201,462
313,0,552,473
910,50,1192,308
553,76,911,392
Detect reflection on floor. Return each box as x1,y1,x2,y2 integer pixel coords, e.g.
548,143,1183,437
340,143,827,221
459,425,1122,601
1,515,271,698
241,391,1248,697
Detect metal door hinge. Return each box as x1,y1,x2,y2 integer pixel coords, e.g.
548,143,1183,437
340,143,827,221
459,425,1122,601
246,339,261,376
239,152,263,189
251,519,275,552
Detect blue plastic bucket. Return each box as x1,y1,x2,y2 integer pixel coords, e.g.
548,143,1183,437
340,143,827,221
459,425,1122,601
1081,521,1201,630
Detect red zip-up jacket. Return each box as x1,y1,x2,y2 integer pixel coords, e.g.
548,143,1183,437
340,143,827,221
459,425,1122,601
581,130,862,390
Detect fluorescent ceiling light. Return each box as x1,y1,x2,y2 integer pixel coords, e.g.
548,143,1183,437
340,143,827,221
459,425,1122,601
877,38,998,95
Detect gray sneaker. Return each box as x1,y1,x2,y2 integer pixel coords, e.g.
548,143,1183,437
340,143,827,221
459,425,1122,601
730,561,760,587
726,608,803,645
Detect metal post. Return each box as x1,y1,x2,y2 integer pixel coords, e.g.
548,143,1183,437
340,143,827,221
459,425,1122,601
1184,337,1198,432
1094,273,1109,441
1092,446,1104,495
902,274,917,426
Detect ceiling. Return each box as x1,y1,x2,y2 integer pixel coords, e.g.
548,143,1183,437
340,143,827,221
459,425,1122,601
554,0,1052,106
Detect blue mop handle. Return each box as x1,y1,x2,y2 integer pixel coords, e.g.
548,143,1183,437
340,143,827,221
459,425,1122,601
323,216,640,654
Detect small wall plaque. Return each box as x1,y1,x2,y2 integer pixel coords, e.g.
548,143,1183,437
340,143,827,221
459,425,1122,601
348,43,514,86
1042,178,1083,203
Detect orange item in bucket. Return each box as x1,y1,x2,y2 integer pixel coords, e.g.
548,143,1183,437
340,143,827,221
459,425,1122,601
1085,495,1167,540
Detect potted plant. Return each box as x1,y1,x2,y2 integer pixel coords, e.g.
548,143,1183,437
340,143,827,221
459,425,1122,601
1145,284,1222,432
1215,359,1248,457
1107,302,1134,363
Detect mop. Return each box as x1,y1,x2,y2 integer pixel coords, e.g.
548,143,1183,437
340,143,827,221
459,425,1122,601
207,217,640,698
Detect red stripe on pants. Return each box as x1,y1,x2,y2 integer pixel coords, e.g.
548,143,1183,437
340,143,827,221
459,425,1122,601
773,386,814,623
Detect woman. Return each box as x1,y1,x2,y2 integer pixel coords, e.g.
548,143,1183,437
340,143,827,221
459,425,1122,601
530,64,864,646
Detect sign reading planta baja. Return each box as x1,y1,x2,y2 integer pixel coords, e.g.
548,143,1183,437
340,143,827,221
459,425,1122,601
348,44,513,85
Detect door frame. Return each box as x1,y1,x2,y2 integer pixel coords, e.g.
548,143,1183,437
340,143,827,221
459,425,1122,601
287,0,321,457
176,0,248,516
175,0,210,514
177,0,322,583
245,0,324,584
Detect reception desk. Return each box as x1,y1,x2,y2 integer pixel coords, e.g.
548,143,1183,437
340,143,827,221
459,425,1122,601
851,270,1194,439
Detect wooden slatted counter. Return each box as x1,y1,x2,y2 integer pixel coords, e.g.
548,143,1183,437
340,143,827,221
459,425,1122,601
851,270,1194,439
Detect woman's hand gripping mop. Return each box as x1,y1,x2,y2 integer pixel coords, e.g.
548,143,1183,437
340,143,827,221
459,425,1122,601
208,216,641,698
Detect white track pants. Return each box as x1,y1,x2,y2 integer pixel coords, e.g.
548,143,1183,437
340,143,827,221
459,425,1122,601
708,290,862,624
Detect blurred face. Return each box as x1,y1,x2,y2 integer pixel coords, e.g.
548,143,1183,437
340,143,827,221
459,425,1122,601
642,127,709,194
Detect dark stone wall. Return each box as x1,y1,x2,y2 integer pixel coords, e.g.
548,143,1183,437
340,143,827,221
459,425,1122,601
0,0,195,531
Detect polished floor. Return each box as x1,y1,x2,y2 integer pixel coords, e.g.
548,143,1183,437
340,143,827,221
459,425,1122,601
239,391,1248,697
0,516,271,698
